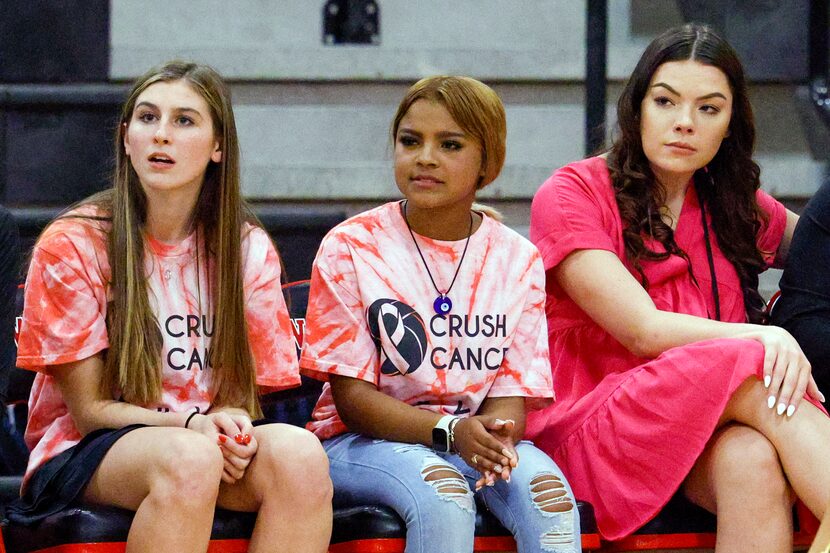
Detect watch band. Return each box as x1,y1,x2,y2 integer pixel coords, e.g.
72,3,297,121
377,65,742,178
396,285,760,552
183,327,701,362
432,415,458,452
448,416,462,453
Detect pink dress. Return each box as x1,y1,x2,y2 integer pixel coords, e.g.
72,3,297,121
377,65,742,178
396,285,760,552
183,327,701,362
525,156,795,540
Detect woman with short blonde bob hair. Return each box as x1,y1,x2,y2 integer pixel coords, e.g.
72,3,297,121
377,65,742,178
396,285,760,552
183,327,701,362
391,75,506,189
301,75,580,553
8,61,332,553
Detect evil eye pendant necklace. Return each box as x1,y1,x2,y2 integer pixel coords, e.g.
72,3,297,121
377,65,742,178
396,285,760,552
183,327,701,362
403,200,473,316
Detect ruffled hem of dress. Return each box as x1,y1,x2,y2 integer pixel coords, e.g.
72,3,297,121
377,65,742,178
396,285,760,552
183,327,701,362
537,337,769,540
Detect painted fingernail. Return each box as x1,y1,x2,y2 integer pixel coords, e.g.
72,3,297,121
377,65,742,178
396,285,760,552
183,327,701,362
786,405,796,417
505,476,511,483
243,434,251,445
493,464,503,473
502,448,515,459
777,403,786,416
764,375,771,388
767,395,776,409
218,435,227,444
494,418,506,425
487,480,495,487
234,433,244,444
821,392,827,403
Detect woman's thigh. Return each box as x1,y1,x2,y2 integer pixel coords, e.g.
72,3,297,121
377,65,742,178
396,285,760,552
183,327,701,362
83,426,224,510
683,423,792,513
324,433,476,520
448,442,580,547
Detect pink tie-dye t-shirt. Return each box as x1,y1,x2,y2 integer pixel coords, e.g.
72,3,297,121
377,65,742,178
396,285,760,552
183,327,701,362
17,206,300,485
301,201,553,440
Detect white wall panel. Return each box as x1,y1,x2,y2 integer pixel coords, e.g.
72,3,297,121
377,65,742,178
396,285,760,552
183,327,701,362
112,0,665,80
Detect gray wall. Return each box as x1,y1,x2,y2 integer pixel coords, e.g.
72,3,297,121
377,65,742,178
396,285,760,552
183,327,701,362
108,0,825,222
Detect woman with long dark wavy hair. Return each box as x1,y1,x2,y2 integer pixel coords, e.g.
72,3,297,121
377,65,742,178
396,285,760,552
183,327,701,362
7,61,332,552
525,23,830,550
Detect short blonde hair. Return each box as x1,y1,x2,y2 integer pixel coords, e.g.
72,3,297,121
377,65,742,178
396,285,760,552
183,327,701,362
391,76,506,189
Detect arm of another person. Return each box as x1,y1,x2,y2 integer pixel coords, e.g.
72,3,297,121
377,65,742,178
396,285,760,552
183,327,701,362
555,247,821,411
772,184,830,398
772,209,799,267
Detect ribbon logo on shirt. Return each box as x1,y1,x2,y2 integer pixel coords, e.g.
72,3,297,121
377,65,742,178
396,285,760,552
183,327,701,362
366,299,427,375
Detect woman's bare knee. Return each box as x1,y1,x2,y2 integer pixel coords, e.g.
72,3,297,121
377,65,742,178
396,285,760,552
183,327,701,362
686,425,790,512
714,428,785,491
253,424,332,506
149,431,224,503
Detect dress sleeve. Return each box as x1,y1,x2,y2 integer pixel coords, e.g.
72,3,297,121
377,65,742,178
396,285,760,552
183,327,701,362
485,252,554,410
242,228,301,391
530,161,618,271
16,231,109,370
299,232,379,384
755,188,787,267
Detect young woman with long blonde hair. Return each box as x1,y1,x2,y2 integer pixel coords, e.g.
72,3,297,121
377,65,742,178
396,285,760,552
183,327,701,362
7,61,332,553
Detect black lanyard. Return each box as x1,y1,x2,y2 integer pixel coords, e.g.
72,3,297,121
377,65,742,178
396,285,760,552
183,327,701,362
698,189,721,321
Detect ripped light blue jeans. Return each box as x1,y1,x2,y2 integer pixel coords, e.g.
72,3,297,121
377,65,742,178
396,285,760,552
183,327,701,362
323,433,581,553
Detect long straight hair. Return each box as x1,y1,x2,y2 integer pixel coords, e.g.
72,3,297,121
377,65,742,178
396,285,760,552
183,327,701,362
607,24,768,322
78,61,262,415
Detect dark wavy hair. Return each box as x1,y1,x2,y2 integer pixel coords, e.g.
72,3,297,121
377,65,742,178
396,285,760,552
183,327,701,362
607,23,768,323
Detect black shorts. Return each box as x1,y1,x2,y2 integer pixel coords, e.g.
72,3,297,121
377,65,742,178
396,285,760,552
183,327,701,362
4,418,277,525
4,424,145,526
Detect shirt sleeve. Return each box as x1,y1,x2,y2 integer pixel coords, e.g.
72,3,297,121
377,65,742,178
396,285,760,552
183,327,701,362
242,228,301,391
16,230,109,370
530,161,618,271
299,231,379,384
755,188,787,268
485,252,554,410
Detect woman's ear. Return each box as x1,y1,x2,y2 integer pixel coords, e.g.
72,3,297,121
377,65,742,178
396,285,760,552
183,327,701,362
211,142,222,163
123,122,131,156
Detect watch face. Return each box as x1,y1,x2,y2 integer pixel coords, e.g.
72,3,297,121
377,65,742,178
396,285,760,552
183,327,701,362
432,427,450,452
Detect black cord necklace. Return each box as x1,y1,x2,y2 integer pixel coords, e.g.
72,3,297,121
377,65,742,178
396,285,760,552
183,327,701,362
651,181,721,321
698,183,721,321
402,200,473,316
